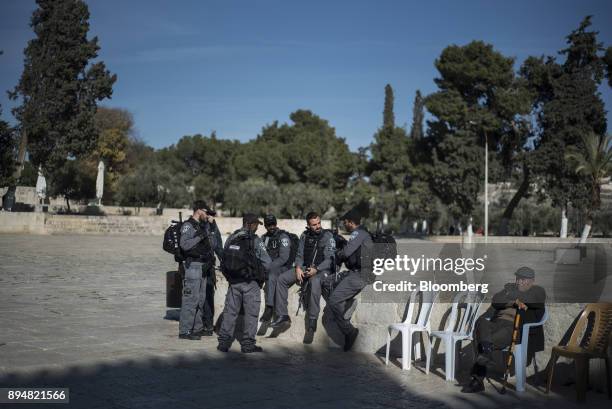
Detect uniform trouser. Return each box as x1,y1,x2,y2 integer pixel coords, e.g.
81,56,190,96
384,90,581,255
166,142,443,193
179,261,207,334
264,267,282,307
202,267,215,329
472,317,514,377
274,267,325,320
218,281,261,347
327,271,366,335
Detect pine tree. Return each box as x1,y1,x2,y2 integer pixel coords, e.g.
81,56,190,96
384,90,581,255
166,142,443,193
10,0,116,175
383,84,395,129
410,90,424,140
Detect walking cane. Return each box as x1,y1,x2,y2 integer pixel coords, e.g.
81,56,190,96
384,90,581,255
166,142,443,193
500,308,522,394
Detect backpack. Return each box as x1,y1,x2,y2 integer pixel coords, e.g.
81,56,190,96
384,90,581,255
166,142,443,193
221,232,265,283
163,218,185,263
370,231,397,260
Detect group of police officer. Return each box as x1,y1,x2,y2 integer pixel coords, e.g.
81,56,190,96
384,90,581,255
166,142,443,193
177,201,372,353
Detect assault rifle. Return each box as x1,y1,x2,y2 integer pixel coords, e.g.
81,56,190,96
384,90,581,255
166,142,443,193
296,245,318,316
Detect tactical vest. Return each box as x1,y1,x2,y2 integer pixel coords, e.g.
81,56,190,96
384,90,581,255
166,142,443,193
346,227,371,271
302,230,327,267
183,218,213,261
263,229,282,260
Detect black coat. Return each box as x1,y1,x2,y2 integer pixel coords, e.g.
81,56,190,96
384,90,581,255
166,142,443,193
491,283,547,353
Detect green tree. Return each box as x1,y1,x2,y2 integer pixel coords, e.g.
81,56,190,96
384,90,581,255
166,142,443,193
369,84,414,231
280,183,332,219
409,90,424,140
0,106,17,187
223,178,281,216
383,84,395,129
565,133,612,242
425,41,533,233
10,0,116,175
523,16,610,236
47,159,95,212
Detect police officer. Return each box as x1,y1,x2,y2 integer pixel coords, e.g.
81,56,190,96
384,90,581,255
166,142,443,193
328,208,373,351
270,212,335,344
217,213,272,353
259,214,292,323
200,214,223,336
178,200,216,340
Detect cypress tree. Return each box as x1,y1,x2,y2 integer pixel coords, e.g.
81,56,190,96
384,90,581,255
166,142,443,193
10,0,116,174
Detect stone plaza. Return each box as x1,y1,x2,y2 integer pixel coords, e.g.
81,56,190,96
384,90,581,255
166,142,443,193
0,233,610,408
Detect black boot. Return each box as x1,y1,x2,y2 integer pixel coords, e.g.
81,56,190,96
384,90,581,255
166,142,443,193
344,328,359,352
303,319,317,344
260,306,274,323
461,376,485,393
270,315,291,329
179,332,201,341
241,344,263,353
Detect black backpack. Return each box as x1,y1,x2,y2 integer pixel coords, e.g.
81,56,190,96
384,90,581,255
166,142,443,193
370,231,397,260
221,232,265,283
163,214,185,263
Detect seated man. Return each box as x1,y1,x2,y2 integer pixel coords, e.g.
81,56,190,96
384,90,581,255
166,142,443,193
462,266,546,393
270,212,335,344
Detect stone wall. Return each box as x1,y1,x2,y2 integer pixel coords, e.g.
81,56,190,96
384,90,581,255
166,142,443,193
0,212,328,237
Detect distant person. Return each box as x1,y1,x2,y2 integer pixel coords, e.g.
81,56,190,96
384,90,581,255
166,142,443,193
217,213,271,353
259,214,293,324
178,201,217,340
462,266,546,393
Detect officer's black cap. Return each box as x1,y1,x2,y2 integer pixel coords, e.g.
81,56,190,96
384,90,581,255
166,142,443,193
515,266,535,279
264,214,277,226
341,208,361,224
243,213,262,225
193,200,212,213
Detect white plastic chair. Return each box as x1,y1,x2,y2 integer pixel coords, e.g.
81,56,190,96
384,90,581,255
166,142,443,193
507,307,549,392
385,290,439,370
426,292,484,381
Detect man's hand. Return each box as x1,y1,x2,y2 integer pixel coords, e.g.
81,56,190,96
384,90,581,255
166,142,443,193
296,267,305,284
515,299,528,311
305,266,317,277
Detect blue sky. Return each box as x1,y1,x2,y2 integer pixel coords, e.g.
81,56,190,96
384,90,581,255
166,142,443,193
1,0,611,151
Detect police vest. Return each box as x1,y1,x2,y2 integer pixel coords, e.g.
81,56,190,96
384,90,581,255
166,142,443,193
346,227,371,271
183,218,213,261
302,230,327,267
263,229,282,260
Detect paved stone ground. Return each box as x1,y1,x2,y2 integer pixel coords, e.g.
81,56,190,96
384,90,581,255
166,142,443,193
0,234,609,409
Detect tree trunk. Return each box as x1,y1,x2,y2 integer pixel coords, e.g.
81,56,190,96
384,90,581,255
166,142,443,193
560,207,568,238
498,163,530,236
579,219,592,244
13,130,28,181
65,197,71,213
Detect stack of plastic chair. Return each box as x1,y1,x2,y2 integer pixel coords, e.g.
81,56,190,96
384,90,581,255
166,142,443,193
426,291,484,381
385,290,439,370
547,303,612,401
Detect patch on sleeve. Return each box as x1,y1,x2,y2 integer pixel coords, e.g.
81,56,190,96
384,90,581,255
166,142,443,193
281,238,289,247
181,224,192,234
349,231,359,241
328,237,336,251
258,241,267,251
